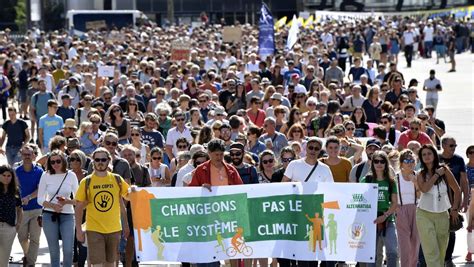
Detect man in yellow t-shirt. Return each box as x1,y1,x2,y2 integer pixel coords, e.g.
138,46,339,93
75,147,130,266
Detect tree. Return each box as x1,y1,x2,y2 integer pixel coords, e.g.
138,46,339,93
15,0,27,32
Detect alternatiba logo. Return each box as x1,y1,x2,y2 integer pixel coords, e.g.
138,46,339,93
346,193,371,211
348,223,365,240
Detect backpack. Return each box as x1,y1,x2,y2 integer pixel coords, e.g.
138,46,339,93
33,92,55,108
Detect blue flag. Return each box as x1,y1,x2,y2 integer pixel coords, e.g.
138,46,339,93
258,3,275,60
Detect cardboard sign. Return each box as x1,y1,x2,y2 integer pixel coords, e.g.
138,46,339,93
222,26,242,43
170,41,191,61
85,20,107,30
98,65,115,77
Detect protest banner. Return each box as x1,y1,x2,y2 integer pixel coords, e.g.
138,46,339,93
85,20,107,30
97,65,115,77
130,182,378,263
222,26,243,43
170,41,191,61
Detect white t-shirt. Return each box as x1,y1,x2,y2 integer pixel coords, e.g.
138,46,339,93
176,162,194,187
423,26,434,42
423,77,441,99
284,159,334,183
396,173,417,205
246,62,260,73
403,30,415,45
37,171,79,214
165,127,194,157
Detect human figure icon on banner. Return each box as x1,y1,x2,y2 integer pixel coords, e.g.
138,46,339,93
215,231,225,253
305,212,324,251
304,226,314,252
226,227,253,257
326,213,338,254
151,225,166,260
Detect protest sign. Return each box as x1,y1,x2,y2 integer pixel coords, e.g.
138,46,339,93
170,41,191,61
222,27,243,43
130,182,377,263
85,20,107,30
98,65,115,77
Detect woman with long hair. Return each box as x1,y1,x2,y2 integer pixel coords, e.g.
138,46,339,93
186,108,204,131
287,124,307,157
360,150,399,267
147,88,167,113
258,150,276,185
107,104,131,144
323,112,345,137
130,127,151,164
362,86,382,123
125,98,145,128
196,125,213,145
395,149,420,267
294,93,309,114
280,108,302,135
262,85,276,110
350,107,370,137
307,79,321,99
416,144,461,267
148,147,171,187
273,106,287,132
37,150,78,267
0,165,23,266
67,150,88,267
270,65,284,86
226,83,247,116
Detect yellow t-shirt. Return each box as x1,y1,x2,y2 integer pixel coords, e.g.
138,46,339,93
321,157,352,183
75,172,130,233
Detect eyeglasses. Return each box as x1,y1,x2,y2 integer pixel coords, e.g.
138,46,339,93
131,133,140,137
230,152,242,157
178,145,188,149
69,157,80,162
262,158,274,164
449,144,457,148
402,158,416,164
410,127,419,131
50,159,62,165
373,159,386,165
152,157,162,161
281,157,294,163
105,140,118,146
307,146,321,151
94,158,108,163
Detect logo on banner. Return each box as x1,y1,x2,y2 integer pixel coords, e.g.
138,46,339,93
348,222,366,249
346,193,371,212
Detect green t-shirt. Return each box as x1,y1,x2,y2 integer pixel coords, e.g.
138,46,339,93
360,175,397,221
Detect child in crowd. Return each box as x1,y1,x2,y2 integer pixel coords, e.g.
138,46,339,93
79,121,99,155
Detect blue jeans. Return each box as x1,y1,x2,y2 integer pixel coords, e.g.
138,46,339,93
367,221,398,267
42,212,75,267
424,41,433,57
6,146,21,166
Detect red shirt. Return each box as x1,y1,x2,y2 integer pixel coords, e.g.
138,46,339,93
189,161,243,186
247,109,266,127
398,130,433,148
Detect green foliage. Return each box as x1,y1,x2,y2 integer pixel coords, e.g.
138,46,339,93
15,0,27,32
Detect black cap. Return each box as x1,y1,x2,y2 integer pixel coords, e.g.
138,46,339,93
366,139,382,149
229,142,245,151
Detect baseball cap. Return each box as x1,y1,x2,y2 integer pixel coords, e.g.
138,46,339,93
229,142,245,151
366,139,382,149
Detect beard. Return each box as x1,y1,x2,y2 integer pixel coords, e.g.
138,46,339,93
232,158,243,166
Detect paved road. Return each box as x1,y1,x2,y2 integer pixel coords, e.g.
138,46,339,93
6,52,474,266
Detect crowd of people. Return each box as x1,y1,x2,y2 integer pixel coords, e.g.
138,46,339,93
0,12,473,267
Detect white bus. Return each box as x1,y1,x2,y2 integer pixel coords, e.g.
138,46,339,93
66,10,151,34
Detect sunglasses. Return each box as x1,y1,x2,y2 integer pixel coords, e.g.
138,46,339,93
50,159,62,165
262,158,274,164
402,159,416,164
281,157,294,163
157,92,166,96
410,127,419,131
152,157,162,161
199,100,207,103
373,159,386,164
346,127,355,131
381,121,389,124
230,152,242,157
448,144,457,148
178,145,188,149
307,146,321,151
131,133,140,137
94,158,108,163
69,157,80,162
175,118,185,122
105,140,118,146
91,120,100,124
112,109,121,113
195,160,206,165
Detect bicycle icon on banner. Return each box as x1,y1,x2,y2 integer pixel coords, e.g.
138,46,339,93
226,242,253,257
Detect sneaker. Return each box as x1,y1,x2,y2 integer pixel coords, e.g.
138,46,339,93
466,252,472,262
448,69,456,72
